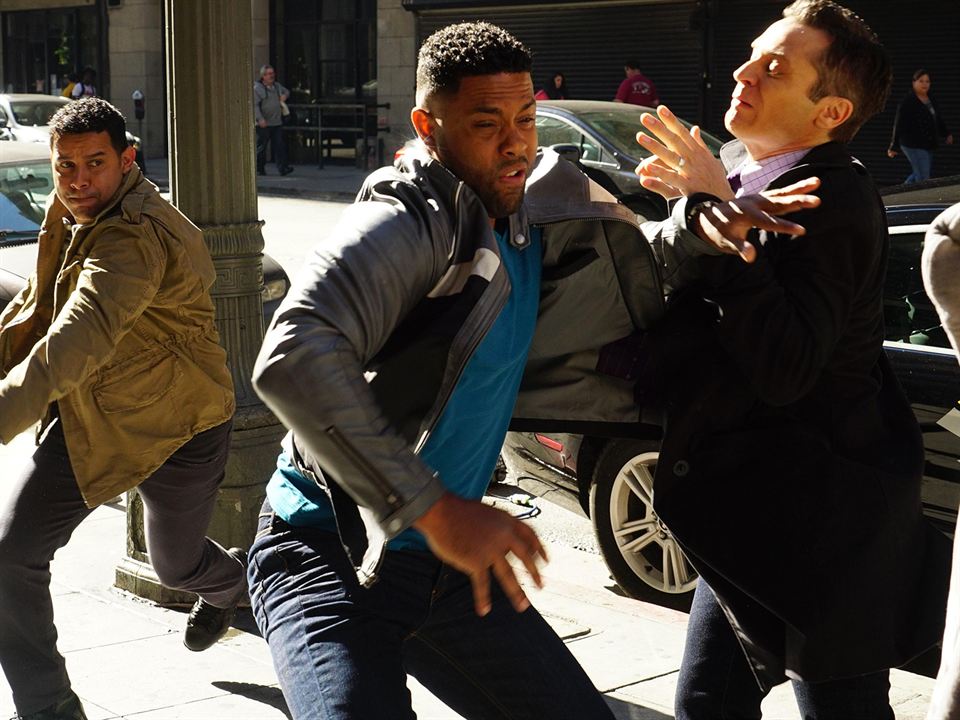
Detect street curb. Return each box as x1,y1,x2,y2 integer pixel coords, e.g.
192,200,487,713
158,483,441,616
152,183,358,204
256,186,358,202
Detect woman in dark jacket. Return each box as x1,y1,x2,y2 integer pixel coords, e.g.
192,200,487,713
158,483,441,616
535,72,570,100
888,68,953,183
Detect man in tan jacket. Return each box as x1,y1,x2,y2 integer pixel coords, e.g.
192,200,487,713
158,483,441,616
0,98,244,720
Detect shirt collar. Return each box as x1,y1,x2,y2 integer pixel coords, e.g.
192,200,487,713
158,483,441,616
732,148,810,197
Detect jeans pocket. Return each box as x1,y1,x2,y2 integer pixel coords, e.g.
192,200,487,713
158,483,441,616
248,535,291,638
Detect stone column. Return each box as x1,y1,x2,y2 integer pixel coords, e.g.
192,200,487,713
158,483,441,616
115,0,285,604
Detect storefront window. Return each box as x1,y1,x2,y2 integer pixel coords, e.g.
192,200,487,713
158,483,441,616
1,4,103,95
272,0,376,103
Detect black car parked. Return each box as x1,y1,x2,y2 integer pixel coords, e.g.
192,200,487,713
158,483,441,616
535,100,724,221
504,177,960,609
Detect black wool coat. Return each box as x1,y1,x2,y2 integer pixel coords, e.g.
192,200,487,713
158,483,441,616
649,140,951,688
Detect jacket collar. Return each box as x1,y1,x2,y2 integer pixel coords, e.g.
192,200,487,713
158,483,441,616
524,148,638,227
397,142,531,249
49,164,146,229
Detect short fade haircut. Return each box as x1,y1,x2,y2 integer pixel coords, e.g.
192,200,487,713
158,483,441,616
416,22,532,105
783,0,892,144
50,98,127,154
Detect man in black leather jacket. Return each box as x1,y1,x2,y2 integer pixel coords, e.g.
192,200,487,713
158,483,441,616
248,21,819,720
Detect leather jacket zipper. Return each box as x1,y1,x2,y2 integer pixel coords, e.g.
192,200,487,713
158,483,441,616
414,282,508,454
325,424,402,510
414,179,509,454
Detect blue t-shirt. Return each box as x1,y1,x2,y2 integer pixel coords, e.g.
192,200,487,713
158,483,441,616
266,225,542,552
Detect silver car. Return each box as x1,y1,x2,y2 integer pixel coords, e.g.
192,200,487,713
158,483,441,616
0,94,70,143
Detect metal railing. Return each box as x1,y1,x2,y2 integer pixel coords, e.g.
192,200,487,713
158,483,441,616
283,102,390,169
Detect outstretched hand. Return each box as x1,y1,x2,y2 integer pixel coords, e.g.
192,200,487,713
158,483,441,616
414,492,548,616
692,178,822,263
634,105,734,200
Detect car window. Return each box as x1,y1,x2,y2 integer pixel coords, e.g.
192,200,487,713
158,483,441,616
576,110,724,161
884,226,950,348
0,160,52,237
536,115,580,147
9,100,65,127
536,115,607,165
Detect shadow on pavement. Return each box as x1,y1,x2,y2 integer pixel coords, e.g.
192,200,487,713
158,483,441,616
211,681,291,718
605,696,674,719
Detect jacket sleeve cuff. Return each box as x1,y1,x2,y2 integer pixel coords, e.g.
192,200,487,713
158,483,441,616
671,195,725,257
379,471,448,537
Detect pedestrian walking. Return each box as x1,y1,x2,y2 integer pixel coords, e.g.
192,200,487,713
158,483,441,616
69,68,97,99
888,68,953,183
614,61,659,106
254,64,293,176
536,71,570,100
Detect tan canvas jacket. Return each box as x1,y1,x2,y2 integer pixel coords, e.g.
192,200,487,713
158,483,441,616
0,166,235,507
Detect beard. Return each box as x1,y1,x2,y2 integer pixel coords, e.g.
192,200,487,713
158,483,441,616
473,181,525,219
435,141,527,220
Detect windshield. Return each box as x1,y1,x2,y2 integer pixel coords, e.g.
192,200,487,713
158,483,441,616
10,99,67,127
576,108,725,161
0,159,52,239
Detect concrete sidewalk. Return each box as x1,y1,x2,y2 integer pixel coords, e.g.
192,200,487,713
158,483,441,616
0,430,937,719
143,156,369,204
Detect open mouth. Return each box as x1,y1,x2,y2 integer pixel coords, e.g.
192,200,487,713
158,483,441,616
501,166,527,183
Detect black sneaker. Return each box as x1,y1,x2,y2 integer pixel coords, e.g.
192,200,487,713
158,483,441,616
182,547,247,652
279,165,294,176
12,691,87,720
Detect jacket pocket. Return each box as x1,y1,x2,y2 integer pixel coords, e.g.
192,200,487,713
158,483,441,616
94,350,182,413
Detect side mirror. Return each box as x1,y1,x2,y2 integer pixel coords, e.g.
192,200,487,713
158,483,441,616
549,143,582,163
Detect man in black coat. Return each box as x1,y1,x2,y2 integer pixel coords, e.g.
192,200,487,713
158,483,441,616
634,1,951,717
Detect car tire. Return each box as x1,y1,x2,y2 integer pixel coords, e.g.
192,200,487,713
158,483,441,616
589,438,697,610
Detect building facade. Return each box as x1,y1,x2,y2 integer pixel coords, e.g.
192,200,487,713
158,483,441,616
1,0,957,185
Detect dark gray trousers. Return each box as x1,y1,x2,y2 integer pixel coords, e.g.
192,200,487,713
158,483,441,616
0,418,245,714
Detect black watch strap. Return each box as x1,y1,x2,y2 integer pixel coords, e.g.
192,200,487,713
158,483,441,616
684,192,722,231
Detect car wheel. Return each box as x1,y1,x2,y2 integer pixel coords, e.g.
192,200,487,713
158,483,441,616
589,438,697,609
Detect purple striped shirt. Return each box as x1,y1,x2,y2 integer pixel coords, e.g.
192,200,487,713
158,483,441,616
732,149,810,197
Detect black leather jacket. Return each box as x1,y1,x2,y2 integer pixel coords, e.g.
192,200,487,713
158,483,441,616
252,146,670,583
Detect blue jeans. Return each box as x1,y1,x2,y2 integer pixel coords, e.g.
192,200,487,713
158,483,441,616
901,145,933,184
248,505,614,720
675,581,894,720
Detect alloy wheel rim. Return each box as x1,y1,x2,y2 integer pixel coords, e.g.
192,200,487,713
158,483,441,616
608,451,697,594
